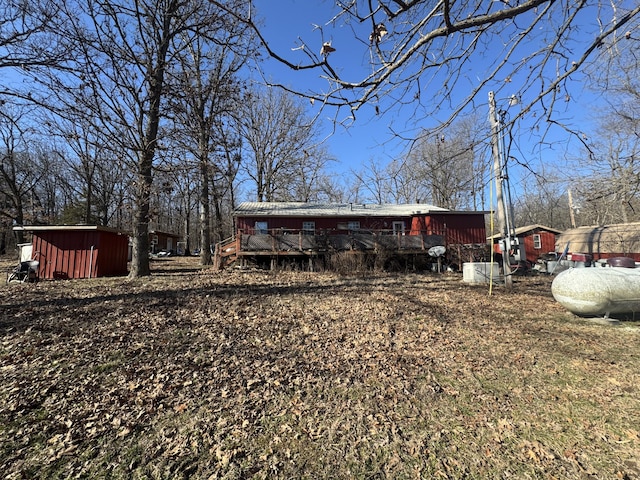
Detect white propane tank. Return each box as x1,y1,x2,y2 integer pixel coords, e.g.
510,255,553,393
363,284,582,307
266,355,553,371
551,267,640,316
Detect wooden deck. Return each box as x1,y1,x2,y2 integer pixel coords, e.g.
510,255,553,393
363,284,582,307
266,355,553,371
214,229,446,270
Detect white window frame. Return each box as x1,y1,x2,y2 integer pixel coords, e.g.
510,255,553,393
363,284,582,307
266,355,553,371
347,221,360,231
533,233,542,249
392,221,405,235
302,221,315,235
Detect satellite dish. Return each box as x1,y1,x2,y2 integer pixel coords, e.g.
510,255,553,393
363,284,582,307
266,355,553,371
428,246,446,257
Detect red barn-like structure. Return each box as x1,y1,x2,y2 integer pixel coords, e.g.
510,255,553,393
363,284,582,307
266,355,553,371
215,202,489,269
14,225,129,279
488,224,562,264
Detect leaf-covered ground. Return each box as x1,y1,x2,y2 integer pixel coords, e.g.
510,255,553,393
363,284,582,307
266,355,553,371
1,257,639,479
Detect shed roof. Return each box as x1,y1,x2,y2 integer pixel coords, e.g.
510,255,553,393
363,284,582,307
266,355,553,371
149,230,180,238
487,224,562,240
233,202,451,218
14,225,126,234
556,222,640,254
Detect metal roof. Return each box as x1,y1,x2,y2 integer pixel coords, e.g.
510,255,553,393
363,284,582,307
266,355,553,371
487,224,563,240
233,202,450,217
14,225,126,234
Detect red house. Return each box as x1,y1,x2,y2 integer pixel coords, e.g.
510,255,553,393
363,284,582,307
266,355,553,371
489,224,561,264
216,202,488,269
14,225,129,279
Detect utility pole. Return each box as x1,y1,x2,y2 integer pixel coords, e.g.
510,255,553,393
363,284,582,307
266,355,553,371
567,188,577,228
489,91,513,290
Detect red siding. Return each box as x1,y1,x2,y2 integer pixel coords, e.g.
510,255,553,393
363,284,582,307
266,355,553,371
492,229,558,263
31,229,128,279
235,212,487,245
522,231,557,263
427,214,487,245
236,215,411,232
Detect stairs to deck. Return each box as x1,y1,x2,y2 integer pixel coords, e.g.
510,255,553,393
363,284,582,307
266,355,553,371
213,236,237,270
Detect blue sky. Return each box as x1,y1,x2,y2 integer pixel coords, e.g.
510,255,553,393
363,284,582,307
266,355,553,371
250,0,413,173
249,0,620,198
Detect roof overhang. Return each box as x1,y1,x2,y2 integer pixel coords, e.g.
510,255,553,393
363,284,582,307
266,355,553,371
14,225,126,234
487,224,562,240
149,230,180,238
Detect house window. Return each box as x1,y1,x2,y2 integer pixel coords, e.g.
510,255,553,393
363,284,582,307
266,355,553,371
337,221,361,231
302,221,315,235
255,221,268,234
393,221,405,235
533,234,542,249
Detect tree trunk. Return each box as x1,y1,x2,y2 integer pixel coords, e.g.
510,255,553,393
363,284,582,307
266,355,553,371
85,180,93,224
199,161,212,265
13,195,25,244
213,195,223,242
0,225,6,255
129,156,153,278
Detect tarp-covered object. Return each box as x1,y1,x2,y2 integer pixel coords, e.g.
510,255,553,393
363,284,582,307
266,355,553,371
556,222,640,261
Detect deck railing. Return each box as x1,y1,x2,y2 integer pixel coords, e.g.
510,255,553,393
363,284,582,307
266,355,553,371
236,228,446,253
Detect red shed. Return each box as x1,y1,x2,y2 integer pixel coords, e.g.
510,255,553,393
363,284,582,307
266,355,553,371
489,224,561,264
14,225,129,279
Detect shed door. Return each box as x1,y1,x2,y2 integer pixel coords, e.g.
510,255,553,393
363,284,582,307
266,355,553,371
166,237,173,252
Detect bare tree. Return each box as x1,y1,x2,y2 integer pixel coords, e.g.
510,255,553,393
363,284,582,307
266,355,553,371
210,1,639,144
167,5,250,264
404,117,487,209
351,157,393,204
573,125,640,225
0,106,41,243
42,115,107,224
209,124,242,243
280,144,335,202
512,174,572,229
30,145,66,224
238,87,332,202
30,0,236,277
0,1,69,75
571,34,640,226
351,115,487,207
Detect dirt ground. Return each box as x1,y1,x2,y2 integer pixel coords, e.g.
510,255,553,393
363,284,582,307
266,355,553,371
1,256,639,479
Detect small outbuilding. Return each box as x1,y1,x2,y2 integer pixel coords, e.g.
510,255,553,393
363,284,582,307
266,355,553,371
488,224,562,264
555,222,640,262
149,230,181,254
13,225,129,279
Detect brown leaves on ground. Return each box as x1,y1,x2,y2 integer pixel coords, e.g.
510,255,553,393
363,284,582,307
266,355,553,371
1,257,639,479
